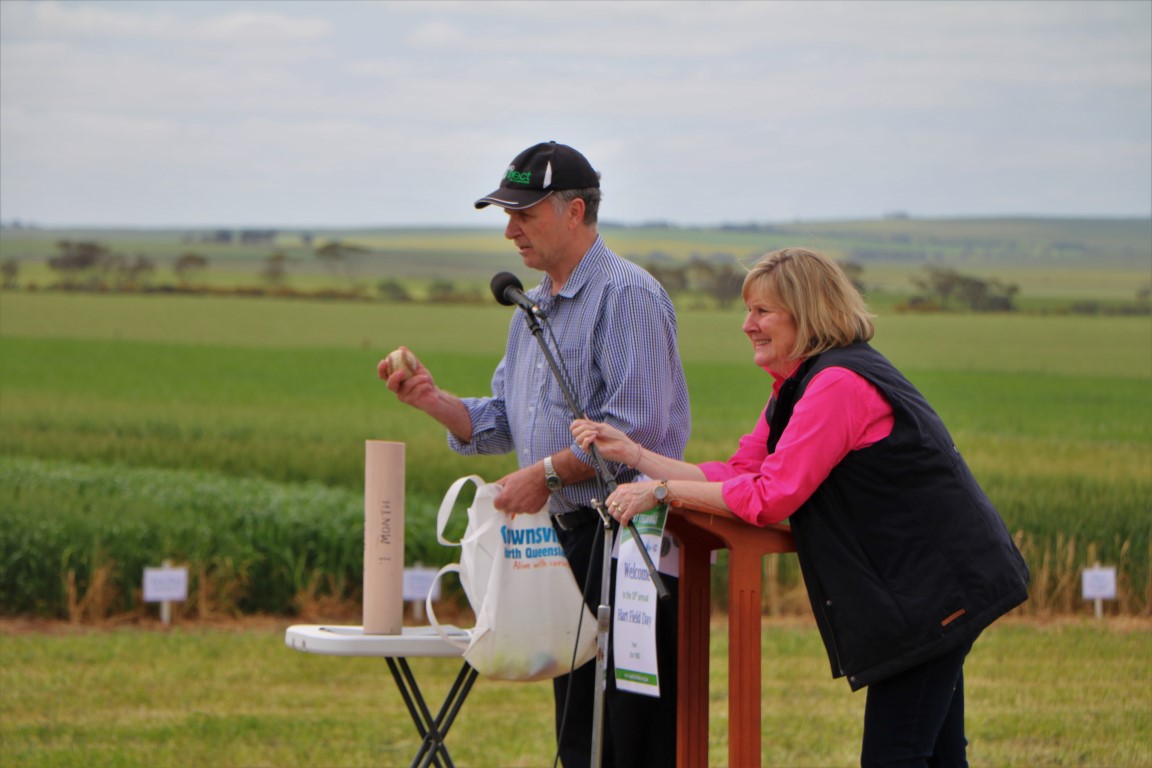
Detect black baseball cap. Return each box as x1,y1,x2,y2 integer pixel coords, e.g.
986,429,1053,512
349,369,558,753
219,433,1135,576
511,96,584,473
474,141,600,210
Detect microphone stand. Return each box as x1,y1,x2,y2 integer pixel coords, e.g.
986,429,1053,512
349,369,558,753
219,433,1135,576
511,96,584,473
512,306,668,768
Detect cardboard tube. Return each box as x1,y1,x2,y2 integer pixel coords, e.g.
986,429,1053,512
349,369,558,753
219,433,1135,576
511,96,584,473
363,440,405,634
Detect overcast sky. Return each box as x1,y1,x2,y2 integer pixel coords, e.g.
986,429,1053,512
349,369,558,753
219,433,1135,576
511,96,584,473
1,0,1149,228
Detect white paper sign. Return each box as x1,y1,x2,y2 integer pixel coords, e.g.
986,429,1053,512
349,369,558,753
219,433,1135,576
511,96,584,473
1081,566,1117,601
143,566,188,603
403,567,441,602
613,505,669,698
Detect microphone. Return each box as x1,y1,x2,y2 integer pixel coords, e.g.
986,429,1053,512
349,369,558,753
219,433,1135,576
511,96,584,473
490,272,545,317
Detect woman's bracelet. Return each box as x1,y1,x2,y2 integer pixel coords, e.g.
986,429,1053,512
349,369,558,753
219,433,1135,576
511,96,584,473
630,444,644,468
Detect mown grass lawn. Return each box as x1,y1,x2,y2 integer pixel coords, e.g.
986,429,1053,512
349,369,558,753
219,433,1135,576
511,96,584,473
1,617,1148,767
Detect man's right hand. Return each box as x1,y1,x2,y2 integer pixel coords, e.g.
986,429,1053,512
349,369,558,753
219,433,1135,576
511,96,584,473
376,349,475,442
377,349,440,412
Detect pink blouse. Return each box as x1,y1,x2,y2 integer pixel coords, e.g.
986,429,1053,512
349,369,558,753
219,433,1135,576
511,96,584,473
698,366,895,527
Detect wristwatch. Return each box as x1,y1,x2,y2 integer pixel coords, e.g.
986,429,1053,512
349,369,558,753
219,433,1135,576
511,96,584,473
543,456,563,491
652,480,671,504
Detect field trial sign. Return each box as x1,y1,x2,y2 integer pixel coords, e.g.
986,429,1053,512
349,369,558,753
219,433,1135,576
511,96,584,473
143,565,188,603
402,567,440,602
1081,566,1117,601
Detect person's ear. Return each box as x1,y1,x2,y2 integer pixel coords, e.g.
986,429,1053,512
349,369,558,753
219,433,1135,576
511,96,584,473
565,197,586,228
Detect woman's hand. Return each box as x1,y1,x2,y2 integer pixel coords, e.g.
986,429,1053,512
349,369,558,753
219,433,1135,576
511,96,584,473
570,418,638,465
604,480,660,526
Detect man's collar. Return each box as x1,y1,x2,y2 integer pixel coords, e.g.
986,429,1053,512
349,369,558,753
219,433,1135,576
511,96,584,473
551,234,607,300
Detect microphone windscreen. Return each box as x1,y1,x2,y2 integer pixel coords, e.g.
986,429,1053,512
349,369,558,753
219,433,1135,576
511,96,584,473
490,272,524,306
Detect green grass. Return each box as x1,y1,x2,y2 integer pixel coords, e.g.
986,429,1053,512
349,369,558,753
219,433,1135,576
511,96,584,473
0,619,1147,767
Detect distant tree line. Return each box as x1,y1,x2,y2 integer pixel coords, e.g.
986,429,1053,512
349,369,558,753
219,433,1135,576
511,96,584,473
640,253,867,309
4,240,1149,315
42,241,156,292
904,266,1020,312
645,255,747,308
2,238,490,304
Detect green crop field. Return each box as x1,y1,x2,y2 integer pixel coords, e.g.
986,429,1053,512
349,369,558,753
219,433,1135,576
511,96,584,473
1,218,1149,622
0,287,1148,620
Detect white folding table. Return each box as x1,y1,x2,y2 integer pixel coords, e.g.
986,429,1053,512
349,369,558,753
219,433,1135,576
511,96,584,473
285,625,477,768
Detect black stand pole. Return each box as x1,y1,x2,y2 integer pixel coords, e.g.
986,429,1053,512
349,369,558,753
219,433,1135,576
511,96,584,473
514,307,669,768
516,308,669,595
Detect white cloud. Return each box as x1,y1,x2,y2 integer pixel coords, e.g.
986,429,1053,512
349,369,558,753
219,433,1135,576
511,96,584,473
1,0,1147,226
2,0,331,43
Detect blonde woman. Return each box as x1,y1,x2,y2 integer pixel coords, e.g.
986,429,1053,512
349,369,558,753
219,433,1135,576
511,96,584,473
572,247,1029,768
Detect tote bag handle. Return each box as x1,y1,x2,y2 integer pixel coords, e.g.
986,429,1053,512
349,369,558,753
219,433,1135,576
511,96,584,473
435,474,485,546
426,564,470,652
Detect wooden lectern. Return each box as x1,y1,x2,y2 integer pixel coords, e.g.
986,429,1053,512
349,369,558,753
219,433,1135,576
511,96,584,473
666,504,796,768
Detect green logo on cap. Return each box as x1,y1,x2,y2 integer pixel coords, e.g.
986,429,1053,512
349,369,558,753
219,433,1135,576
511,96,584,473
505,169,532,185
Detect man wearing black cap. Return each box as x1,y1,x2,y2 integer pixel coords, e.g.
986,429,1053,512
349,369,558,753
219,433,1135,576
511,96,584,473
382,141,689,767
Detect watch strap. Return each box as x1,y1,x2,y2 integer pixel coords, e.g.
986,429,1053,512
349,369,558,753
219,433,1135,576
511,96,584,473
543,456,562,490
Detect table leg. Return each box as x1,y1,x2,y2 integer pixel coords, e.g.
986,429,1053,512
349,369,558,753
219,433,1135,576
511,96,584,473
415,663,479,768
385,657,478,768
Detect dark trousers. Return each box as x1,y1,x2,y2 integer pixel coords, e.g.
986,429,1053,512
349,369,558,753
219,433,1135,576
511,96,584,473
861,639,976,768
552,515,679,768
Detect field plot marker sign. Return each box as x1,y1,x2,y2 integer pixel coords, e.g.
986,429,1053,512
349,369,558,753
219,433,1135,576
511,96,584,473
1081,563,1117,619
143,560,188,625
403,565,440,622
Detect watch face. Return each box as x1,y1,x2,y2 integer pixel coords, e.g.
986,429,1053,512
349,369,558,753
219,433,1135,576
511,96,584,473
653,483,668,501
547,476,563,491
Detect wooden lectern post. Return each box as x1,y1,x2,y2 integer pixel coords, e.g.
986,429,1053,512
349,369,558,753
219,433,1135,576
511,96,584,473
666,505,796,768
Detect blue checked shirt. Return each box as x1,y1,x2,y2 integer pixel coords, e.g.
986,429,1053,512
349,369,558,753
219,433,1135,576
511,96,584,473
449,236,691,513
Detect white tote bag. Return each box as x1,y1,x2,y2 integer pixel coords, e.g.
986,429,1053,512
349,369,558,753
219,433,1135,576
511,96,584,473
426,475,597,682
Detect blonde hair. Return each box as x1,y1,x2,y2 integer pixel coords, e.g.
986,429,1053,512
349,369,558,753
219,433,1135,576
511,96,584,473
743,247,875,359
